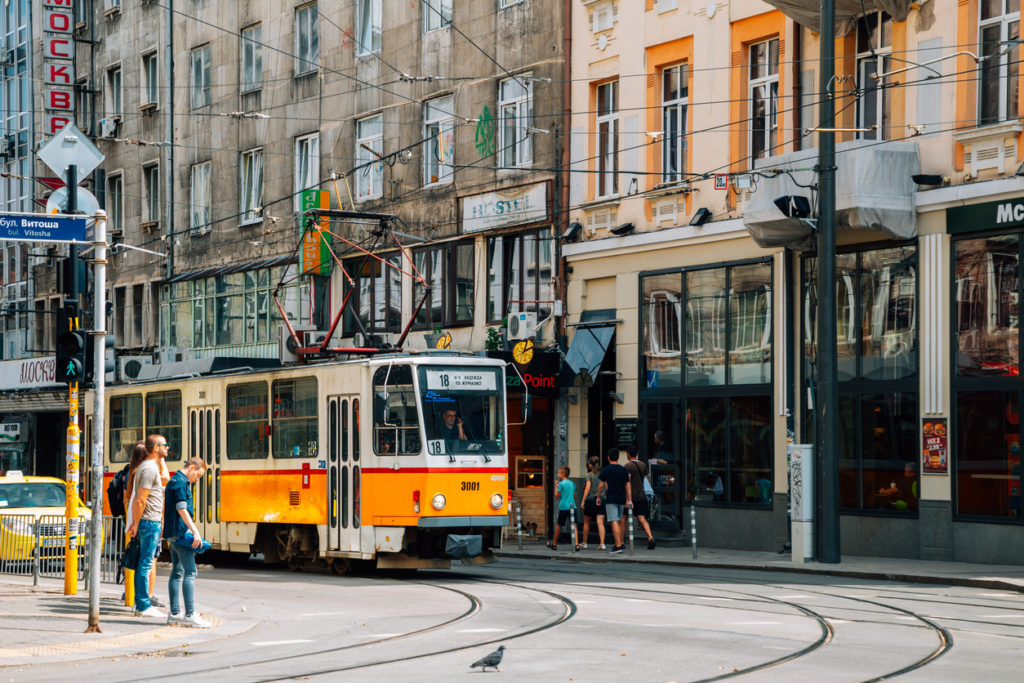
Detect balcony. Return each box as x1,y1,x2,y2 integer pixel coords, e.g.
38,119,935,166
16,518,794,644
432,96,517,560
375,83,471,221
742,139,920,250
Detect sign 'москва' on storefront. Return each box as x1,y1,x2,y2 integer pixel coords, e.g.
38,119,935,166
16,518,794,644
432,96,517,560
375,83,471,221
947,196,1024,234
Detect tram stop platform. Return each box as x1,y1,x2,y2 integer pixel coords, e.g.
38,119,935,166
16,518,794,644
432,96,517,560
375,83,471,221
0,572,256,669
496,538,1024,595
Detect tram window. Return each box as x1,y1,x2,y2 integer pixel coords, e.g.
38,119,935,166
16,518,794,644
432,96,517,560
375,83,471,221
272,377,318,458
353,465,360,528
372,364,421,455
146,391,182,462
418,366,505,457
353,399,360,462
341,399,349,462
215,409,221,465
227,382,269,459
329,400,338,463
109,393,143,463
329,465,338,528
341,465,349,528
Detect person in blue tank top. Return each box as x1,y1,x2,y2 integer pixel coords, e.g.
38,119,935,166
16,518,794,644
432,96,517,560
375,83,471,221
547,466,577,550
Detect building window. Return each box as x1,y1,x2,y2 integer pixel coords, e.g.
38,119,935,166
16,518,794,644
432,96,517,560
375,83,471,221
294,133,320,210
748,38,779,163
856,11,892,140
499,75,533,168
190,161,212,235
413,242,474,328
487,230,554,322
596,80,618,197
191,45,211,109
143,164,159,224
662,64,688,183
106,65,122,119
272,377,318,458
979,1,1020,125
356,115,383,200
803,245,918,513
500,0,523,7
423,0,452,32
343,255,402,334
424,96,454,186
142,51,159,106
295,3,319,75
357,0,381,55
240,148,263,224
241,24,263,92
106,173,123,233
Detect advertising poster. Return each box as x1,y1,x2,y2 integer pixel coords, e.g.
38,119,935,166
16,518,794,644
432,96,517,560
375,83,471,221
922,418,948,474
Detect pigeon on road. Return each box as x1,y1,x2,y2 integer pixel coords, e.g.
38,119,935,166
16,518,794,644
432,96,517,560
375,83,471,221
471,644,505,672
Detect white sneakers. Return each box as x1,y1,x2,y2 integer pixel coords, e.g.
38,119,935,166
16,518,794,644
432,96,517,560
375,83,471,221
182,613,212,628
134,606,166,619
167,612,184,626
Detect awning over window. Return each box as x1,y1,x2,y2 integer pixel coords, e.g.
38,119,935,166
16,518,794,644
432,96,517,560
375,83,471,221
564,309,617,379
762,1,911,36
164,255,296,284
742,140,920,251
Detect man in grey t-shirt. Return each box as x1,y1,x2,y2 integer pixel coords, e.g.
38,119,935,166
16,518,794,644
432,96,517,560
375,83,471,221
128,434,169,618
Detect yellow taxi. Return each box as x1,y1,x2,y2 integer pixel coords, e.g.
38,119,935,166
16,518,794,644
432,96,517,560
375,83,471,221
0,471,92,563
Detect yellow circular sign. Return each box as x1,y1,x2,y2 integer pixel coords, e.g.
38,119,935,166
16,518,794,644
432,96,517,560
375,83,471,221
436,332,452,350
513,339,534,365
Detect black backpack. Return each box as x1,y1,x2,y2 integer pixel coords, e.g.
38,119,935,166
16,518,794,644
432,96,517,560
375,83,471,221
107,464,130,518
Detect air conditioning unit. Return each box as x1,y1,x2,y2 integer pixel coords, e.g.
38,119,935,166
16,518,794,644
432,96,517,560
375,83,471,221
153,346,181,365
353,332,396,348
99,118,117,139
118,355,152,380
303,329,332,347
279,324,315,363
507,311,538,341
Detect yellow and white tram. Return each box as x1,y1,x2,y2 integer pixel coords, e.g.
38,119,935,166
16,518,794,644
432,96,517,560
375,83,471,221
92,353,510,572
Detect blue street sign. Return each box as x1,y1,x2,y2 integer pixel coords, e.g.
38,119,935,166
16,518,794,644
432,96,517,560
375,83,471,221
0,212,87,243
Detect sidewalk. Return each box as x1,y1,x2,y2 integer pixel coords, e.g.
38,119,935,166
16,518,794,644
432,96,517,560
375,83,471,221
0,574,256,668
497,538,1024,594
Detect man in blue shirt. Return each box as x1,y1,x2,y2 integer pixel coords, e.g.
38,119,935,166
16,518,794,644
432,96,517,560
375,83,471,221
163,457,209,628
597,448,631,554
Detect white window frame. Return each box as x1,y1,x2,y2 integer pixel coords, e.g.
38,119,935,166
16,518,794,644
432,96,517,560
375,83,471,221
106,173,123,233
106,65,122,119
591,1,615,32
596,80,618,198
423,96,454,186
656,0,678,13
143,164,160,224
241,24,263,92
978,1,1020,125
356,115,383,201
423,0,452,33
294,133,321,210
856,11,891,140
662,63,688,183
240,148,264,225
500,0,523,7
104,0,122,11
190,161,212,235
357,0,382,55
748,38,779,164
498,75,533,168
142,50,159,106
191,44,211,109
295,3,319,76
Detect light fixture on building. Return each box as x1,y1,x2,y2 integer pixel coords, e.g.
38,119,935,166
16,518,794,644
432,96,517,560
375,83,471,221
562,222,583,241
1016,160,1024,177
689,207,712,226
773,195,812,219
912,174,943,186
610,222,635,236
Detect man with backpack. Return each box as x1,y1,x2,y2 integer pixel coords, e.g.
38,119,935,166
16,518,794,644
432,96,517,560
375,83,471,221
107,464,130,518
625,446,656,550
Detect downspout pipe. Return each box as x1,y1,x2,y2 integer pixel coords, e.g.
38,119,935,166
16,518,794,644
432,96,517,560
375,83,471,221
165,0,174,280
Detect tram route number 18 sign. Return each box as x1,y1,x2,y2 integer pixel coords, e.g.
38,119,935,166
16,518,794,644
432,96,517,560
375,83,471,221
424,369,497,392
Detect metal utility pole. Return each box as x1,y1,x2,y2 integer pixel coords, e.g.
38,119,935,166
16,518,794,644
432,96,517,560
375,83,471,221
64,164,80,596
86,209,107,633
815,0,841,563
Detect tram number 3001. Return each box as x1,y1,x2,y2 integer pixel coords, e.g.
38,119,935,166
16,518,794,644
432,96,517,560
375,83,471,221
461,481,480,491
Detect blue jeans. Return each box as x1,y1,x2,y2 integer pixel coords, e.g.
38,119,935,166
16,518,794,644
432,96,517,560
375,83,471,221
168,540,197,617
134,519,161,611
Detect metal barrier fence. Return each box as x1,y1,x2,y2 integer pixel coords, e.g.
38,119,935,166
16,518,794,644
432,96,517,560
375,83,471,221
0,513,125,585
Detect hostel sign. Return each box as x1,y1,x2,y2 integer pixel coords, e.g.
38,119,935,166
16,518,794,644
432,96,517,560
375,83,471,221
42,0,77,136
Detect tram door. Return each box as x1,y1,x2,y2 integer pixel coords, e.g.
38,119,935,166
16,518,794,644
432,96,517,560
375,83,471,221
327,395,361,552
189,406,223,546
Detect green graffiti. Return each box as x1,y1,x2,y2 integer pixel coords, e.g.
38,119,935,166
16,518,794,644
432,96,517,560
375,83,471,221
475,105,495,159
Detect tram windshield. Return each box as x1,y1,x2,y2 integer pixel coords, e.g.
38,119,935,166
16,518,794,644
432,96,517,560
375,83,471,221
418,365,505,457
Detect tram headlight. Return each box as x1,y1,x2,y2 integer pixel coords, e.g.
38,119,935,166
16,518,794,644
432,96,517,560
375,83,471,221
431,493,447,510
489,493,504,510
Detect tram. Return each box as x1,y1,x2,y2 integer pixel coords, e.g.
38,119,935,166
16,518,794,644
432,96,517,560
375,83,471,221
90,352,510,572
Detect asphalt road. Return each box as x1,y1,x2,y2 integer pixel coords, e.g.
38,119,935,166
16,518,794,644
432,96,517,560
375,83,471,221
6,556,1024,681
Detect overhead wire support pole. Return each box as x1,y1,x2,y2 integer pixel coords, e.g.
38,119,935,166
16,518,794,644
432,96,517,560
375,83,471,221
87,209,108,633
816,0,841,564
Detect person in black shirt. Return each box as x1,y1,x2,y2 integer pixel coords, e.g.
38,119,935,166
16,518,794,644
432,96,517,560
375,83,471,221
440,408,467,447
597,448,631,554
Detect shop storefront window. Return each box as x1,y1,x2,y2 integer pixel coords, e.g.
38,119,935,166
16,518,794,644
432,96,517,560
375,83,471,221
804,243,918,514
956,391,1020,518
955,235,1019,376
110,394,143,463
729,264,772,384
272,377,318,458
344,255,402,334
641,273,682,388
146,390,182,462
226,382,269,459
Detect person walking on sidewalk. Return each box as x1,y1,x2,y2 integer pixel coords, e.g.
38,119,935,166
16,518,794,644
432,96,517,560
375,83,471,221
164,457,211,628
547,466,577,551
625,446,656,549
597,448,631,554
127,434,170,618
579,456,606,550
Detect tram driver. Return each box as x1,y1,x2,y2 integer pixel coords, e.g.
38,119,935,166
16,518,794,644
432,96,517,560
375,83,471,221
440,408,468,447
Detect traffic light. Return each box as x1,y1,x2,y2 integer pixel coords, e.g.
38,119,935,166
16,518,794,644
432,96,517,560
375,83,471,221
55,303,86,384
84,333,116,387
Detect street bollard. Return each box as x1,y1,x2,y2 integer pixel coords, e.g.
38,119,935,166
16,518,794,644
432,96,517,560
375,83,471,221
627,505,634,556
515,500,523,551
124,531,134,607
570,507,578,550
690,504,698,559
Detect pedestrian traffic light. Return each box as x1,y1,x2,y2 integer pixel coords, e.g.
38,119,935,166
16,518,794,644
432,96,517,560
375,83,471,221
55,303,86,384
